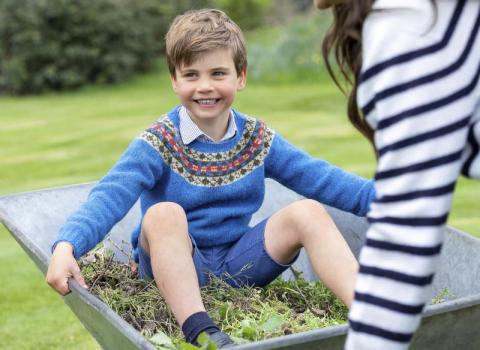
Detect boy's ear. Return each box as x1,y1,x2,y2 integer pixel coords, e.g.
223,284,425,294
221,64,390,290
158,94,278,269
237,67,247,91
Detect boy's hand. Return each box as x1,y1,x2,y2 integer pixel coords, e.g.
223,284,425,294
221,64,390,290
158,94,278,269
46,241,88,295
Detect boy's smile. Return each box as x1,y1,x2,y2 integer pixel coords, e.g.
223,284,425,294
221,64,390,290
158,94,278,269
171,47,247,141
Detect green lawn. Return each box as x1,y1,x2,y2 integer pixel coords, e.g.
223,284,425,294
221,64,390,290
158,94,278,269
1,64,479,349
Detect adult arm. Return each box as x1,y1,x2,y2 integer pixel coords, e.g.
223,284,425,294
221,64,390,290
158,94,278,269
346,1,478,348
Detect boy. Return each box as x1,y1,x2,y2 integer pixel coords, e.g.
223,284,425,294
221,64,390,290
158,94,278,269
46,9,375,348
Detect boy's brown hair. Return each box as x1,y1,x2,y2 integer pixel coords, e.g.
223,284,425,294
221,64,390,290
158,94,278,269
165,9,247,77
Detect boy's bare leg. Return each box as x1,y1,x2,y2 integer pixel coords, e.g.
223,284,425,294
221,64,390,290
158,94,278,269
264,199,358,307
141,202,205,326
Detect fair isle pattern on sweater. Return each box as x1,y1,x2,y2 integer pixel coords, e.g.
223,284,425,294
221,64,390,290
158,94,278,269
140,115,275,186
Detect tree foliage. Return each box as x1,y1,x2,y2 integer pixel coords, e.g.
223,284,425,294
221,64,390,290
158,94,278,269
0,0,177,94
214,0,270,30
0,0,287,95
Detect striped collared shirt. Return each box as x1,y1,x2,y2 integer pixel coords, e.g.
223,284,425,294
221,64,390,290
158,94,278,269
178,106,237,145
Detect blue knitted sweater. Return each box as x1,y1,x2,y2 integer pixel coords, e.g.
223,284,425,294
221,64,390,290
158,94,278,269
54,107,375,262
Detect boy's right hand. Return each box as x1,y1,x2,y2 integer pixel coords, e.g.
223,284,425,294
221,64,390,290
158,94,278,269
46,241,88,295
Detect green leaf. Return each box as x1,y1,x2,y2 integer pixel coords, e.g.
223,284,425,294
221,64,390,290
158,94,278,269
177,342,201,350
197,332,209,347
240,319,258,340
205,340,218,350
260,314,284,333
196,333,218,350
149,331,175,349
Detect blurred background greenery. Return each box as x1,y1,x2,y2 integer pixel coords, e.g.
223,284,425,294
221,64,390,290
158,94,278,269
0,0,315,94
1,1,479,349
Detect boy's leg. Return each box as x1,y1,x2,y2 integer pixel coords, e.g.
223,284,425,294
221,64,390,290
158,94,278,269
140,202,205,325
141,202,233,347
264,199,358,307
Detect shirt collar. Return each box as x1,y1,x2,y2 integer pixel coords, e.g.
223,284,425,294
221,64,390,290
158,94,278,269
178,106,237,145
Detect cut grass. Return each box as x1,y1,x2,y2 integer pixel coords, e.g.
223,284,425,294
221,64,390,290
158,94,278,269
79,246,453,350
79,246,348,349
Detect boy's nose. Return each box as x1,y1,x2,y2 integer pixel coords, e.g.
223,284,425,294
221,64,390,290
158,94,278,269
196,77,213,92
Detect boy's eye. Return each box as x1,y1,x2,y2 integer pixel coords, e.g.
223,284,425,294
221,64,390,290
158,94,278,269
212,71,226,77
183,72,197,78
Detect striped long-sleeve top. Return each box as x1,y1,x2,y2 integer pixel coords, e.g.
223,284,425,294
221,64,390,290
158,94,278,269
346,0,480,349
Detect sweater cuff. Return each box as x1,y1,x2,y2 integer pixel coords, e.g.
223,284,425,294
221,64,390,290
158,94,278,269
51,239,75,257
51,234,87,259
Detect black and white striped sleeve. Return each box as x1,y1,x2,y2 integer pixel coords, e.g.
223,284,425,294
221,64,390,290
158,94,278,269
346,0,480,349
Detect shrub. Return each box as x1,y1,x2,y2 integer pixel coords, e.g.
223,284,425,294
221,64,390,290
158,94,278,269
247,12,332,84
214,0,271,30
0,0,176,94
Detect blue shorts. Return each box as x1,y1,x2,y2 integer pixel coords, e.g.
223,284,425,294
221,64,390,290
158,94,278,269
137,219,299,288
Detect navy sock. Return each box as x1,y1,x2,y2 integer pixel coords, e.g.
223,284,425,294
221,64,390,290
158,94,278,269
182,311,220,345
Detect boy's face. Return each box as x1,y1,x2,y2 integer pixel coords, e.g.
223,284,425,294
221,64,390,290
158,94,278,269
170,47,246,127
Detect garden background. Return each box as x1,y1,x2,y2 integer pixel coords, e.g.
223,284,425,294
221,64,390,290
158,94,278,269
1,1,479,349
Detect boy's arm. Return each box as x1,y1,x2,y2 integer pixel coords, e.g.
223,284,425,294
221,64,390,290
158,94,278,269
264,133,375,216
47,137,163,295
52,137,164,259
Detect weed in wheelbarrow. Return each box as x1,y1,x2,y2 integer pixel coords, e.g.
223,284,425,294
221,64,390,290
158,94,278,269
79,245,349,349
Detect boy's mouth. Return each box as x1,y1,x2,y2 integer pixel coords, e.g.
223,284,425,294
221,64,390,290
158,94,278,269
194,98,219,106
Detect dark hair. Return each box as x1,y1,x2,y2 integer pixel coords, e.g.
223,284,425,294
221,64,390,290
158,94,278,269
322,1,437,148
322,0,375,145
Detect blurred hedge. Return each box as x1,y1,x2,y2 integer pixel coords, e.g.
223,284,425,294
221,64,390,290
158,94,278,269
0,0,309,95
248,12,332,84
215,0,270,30
0,0,181,94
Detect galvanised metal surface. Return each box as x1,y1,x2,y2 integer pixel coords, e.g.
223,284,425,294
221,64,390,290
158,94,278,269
0,183,154,350
1,179,479,349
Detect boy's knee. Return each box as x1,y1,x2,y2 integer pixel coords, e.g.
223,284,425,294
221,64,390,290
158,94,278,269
142,202,187,237
286,199,330,230
292,199,327,218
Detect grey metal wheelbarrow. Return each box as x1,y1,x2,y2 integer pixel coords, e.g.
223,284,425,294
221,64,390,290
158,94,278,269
1,179,479,349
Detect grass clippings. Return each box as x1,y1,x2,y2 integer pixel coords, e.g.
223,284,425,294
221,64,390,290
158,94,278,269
431,288,454,305
79,245,348,349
